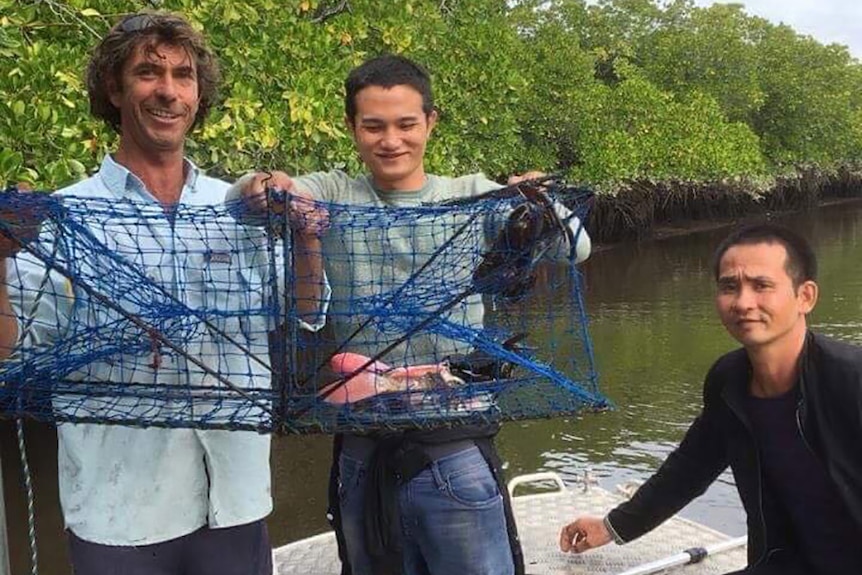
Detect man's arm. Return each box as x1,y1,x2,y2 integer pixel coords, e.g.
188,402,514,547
228,171,330,328
292,234,328,325
606,408,729,542
0,257,19,360
0,186,36,359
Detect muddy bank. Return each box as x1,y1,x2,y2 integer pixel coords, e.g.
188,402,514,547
587,165,862,244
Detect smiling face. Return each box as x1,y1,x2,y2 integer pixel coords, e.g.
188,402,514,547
109,41,199,158
347,84,437,191
715,242,817,352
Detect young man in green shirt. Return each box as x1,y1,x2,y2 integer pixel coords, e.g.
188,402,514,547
231,54,590,575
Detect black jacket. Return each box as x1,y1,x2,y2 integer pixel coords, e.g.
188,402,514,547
607,332,862,567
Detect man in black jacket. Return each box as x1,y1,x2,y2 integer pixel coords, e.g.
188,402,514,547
559,223,862,574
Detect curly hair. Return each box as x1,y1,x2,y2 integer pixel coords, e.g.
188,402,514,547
86,11,221,133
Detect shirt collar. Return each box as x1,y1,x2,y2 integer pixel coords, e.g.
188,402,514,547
97,154,200,201
364,173,434,203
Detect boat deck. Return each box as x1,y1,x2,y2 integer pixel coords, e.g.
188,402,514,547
273,472,747,575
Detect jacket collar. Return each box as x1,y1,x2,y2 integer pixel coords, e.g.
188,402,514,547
719,330,812,414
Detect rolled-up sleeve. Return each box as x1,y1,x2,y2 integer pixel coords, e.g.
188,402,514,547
5,236,74,354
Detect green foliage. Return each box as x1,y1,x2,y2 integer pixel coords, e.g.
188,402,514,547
580,0,862,171
637,2,766,123
513,0,766,184
1,0,860,190
570,69,764,183
753,27,862,165
0,0,115,188
1,0,536,187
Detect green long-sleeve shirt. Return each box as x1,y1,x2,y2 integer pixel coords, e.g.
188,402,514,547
291,170,590,365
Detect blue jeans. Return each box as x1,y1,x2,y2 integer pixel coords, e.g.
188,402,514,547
339,445,514,575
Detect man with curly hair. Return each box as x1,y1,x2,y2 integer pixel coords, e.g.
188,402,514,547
0,11,324,574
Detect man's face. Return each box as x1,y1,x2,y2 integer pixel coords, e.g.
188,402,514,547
109,41,199,156
347,84,437,191
715,242,817,350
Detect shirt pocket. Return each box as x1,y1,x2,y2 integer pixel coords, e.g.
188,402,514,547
198,252,271,354
191,251,264,311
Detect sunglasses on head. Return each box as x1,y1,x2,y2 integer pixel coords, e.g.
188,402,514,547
117,13,184,34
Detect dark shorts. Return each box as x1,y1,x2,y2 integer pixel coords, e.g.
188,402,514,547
67,520,272,575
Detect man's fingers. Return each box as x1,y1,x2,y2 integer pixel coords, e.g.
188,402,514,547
262,171,296,195
507,171,547,186
248,173,269,193
287,195,329,237
239,173,293,216
574,532,591,553
559,525,571,552
247,172,289,197
241,176,326,235
560,523,580,552
560,518,606,554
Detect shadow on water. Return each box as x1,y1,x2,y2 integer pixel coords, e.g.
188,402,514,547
5,199,862,573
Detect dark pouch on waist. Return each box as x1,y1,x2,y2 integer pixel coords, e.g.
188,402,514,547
362,439,430,575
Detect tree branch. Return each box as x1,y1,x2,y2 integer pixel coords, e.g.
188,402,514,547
312,0,351,24
37,0,103,39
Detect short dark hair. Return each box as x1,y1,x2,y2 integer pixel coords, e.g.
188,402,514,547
712,223,817,287
344,54,434,123
86,11,221,133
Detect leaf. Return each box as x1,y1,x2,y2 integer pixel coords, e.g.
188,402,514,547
68,159,86,176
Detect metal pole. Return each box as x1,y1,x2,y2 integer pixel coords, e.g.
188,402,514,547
0,448,10,575
615,536,747,575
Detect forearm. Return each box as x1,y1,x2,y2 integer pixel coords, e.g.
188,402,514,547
606,415,728,542
0,258,19,360
225,173,283,226
292,236,325,324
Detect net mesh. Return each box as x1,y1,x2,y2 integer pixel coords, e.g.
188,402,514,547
0,181,609,434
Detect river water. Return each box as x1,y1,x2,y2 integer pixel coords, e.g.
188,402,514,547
4,200,862,573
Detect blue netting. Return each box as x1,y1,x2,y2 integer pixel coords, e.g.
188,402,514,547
0,180,609,433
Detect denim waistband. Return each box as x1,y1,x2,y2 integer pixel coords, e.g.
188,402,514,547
342,435,476,463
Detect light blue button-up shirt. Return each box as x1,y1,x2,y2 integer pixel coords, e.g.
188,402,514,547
6,156,322,545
